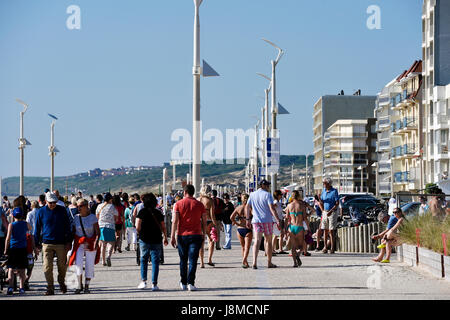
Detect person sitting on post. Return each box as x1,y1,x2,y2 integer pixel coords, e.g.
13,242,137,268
371,208,404,263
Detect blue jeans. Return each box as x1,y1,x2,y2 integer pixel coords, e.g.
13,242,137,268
139,240,162,285
177,235,203,286
223,224,232,249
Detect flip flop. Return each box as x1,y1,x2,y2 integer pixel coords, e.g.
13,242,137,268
377,244,386,249
380,259,390,263
267,264,277,268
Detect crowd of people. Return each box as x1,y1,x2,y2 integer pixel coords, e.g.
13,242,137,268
0,177,449,296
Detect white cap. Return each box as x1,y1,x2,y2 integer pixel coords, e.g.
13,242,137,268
46,192,59,203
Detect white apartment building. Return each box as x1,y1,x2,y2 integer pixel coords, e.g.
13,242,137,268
390,61,423,194
323,119,377,194
422,0,450,185
312,95,376,194
374,79,397,196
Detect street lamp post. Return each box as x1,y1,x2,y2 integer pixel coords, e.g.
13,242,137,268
48,114,59,191
192,0,202,197
16,99,31,196
163,168,167,215
262,38,284,194
192,0,219,197
257,73,272,182
254,120,260,187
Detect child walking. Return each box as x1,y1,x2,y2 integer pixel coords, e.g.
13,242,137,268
3,207,34,295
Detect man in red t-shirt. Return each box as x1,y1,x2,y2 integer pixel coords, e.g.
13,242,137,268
171,184,207,291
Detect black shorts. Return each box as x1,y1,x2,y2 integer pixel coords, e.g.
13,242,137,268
6,247,28,270
115,224,123,231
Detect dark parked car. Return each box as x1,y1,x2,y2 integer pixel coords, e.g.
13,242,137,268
341,198,379,216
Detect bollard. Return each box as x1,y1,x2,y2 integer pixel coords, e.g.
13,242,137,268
347,227,351,252
349,228,355,252
343,227,348,252
368,223,373,253
373,223,379,253
343,228,347,252
363,224,368,253
359,226,363,253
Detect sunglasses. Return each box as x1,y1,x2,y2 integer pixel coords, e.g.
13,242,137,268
48,202,57,205
78,204,87,208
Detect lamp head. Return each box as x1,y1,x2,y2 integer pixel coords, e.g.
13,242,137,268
261,38,284,64
16,98,29,113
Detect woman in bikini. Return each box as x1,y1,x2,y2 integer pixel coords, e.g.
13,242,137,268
230,194,252,268
198,185,217,268
284,190,306,267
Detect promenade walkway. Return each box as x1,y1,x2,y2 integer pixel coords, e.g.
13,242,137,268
3,235,450,300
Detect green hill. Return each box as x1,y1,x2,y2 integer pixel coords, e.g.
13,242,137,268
1,155,313,197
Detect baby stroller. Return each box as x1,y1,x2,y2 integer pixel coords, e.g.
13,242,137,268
0,258,18,292
0,259,7,291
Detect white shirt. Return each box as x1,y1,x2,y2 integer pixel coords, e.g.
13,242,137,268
96,203,118,230
74,214,98,238
26,208,37,235
388,198,397,216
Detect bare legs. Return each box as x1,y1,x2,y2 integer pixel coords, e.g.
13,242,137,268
200,223,214,267
290,231,304,267
8,268,25,290
100,241,115,265
237,230,252,267
252,230,275,268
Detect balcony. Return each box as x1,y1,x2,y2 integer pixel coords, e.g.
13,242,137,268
378,163,391,173
391,118,417,133
324,132,368,140
403,144,416,156
378,96,390,106
377,139,390,152
324,159,368,167
325,146,369,154
394,171,412,183
391,144,416,158
403,117,418,130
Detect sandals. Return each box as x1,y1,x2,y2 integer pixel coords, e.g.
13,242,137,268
380,259,390,263
267,264,277,268
207,262,215,267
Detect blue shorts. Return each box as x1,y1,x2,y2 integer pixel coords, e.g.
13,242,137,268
99,227,116,242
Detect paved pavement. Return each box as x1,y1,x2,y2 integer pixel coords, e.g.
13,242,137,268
2,232,450,300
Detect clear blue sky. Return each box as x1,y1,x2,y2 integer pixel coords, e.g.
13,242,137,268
0,0,422,178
